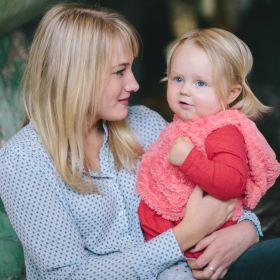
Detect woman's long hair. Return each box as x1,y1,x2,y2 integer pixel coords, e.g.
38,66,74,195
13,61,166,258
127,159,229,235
22,3,143,193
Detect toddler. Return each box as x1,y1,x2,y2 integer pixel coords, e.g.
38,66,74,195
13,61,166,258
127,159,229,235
137,28,280,267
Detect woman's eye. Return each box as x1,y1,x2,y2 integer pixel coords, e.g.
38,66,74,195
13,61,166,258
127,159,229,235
114,68,125,76
194,80,207,87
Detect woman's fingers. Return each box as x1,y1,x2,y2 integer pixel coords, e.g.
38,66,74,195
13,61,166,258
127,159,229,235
190,234,215,252
191,261,227,280
226,199,236,219
192,265,217,279
200,197,234,230
180,190,237,252
209,266,228,280
203,196,236,220
189,231,228,279
176,188,238,253
220,269,228,279
188,259,200,270
187,186,203,206
190,222,258,279
188,250,212,270
192,267,228,280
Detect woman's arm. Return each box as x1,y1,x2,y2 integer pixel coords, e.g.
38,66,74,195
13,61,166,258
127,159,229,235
0,148,184,279
188,220,259,280
0,146,234,280
172,187,235,252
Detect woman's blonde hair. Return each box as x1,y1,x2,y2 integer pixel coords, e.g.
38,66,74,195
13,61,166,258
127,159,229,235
165,28,270,120
22,3,143,193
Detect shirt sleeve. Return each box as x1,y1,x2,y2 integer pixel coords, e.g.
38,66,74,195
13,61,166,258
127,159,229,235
0,149,184,280
180,125,248,200
238,209,263,237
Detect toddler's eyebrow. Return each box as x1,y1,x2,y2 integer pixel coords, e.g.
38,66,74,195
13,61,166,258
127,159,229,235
193,74,212,81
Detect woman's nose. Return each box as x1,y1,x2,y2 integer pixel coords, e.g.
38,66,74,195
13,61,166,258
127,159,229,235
125,73,139,93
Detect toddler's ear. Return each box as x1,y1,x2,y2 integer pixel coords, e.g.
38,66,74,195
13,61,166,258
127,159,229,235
227,84,242,105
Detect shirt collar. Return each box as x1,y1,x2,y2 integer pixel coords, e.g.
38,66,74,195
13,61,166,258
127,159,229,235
89,120,116,179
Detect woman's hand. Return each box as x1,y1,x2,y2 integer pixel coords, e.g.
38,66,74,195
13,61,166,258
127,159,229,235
168,136,194,166
172,187,235,252
188,221,259,279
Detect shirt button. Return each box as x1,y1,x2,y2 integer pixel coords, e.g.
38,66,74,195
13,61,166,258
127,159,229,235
125,239,133,249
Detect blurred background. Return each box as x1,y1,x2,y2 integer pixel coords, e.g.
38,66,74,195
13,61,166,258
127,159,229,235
0,0,279,278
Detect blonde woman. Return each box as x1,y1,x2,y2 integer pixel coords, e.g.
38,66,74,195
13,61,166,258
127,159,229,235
0,3,263,280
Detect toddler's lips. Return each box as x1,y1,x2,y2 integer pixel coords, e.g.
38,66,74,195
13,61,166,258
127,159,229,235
179,101,193,109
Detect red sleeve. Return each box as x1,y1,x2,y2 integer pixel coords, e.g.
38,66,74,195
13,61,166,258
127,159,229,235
180,125,247,200
138,200,177,241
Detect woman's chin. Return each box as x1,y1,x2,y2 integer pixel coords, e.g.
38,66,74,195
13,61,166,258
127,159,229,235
107,107,129,122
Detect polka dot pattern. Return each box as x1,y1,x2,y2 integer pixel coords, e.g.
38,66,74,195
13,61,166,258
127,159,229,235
0,105,261,279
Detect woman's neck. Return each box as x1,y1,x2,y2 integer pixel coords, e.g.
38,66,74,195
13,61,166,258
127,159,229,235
84,122,104,172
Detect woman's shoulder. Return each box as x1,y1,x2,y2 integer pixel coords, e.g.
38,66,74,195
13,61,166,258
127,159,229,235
0,123,62,197
126,105,167,150
127,105,163,119
0,123,48,168
127,105,167,127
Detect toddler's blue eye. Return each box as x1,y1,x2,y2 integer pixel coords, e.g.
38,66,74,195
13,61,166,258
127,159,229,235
194,80,207,87
173,76,183,83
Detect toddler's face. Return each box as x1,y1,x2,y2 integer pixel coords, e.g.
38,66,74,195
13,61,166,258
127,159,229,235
167,40,222,120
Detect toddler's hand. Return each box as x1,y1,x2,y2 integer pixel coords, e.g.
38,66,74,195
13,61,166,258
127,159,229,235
168,136,194,166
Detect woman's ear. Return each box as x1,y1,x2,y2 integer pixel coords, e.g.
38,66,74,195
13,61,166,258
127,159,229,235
227,84,242,105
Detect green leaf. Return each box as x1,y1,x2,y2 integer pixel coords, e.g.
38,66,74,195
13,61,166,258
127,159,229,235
0,212,17,238
0,36,10,69
0,199,5,214
0,237,25,279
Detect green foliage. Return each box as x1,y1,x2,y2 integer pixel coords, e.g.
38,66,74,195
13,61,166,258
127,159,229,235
0,36,10,69
0,199,5,214
0,32,26,279
0,0,59,36
0,207,25,279
0,33,25,142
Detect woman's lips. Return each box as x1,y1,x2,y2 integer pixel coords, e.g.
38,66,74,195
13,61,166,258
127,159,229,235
118,98,129,106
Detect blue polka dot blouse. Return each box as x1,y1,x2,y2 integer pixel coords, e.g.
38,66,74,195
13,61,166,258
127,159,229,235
0,106,261,279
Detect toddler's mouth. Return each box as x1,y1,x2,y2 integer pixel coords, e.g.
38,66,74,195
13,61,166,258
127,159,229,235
180,101,192,105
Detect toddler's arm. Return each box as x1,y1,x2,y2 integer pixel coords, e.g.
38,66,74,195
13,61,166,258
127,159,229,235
171,125,247,200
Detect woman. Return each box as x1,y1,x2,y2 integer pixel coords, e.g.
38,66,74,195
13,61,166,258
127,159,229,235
0,3,263,279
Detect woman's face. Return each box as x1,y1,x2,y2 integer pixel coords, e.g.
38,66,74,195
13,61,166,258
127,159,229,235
97,45,139,122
